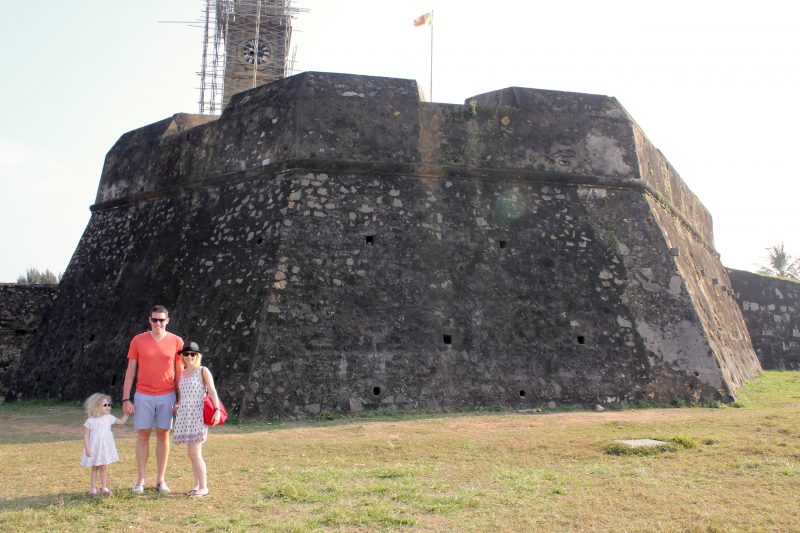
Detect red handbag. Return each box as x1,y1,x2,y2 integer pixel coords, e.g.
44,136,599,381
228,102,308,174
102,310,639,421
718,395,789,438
198,366,227,426
203,394,228,426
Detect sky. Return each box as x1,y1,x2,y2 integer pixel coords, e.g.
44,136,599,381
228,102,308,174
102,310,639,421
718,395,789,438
1,0,798,282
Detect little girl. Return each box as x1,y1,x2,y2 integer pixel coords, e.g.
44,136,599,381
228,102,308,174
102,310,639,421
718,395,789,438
81,393,129,496
173,341,222,497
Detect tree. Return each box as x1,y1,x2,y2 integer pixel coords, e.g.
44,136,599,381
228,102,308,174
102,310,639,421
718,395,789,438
16,267,61,285
758,243,800,280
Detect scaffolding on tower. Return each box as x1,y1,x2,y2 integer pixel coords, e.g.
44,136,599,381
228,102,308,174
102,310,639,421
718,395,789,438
199,0,306,114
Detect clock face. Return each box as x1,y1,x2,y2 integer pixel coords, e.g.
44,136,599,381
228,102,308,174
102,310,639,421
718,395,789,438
241,39,270,65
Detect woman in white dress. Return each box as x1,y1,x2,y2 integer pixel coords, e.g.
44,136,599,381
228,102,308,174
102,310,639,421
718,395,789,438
81,393,129,496
173,341,222,497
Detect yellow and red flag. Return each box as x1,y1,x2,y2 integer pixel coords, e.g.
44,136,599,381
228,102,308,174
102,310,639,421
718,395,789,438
413,11,432,26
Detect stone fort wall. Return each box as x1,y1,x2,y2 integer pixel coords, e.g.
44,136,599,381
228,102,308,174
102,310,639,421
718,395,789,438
9,72,760,417
0,283,58,399
727,268,800,369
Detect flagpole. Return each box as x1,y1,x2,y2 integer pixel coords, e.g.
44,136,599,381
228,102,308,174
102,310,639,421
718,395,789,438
429,10,434,101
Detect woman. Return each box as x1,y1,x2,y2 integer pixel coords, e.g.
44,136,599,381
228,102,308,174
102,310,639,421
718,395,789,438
172,341,222,497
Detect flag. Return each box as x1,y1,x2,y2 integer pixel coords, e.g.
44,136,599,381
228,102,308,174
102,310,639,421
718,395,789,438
413,11,432,27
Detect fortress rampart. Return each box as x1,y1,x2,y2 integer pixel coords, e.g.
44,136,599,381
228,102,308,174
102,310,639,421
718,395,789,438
727,268,800,369
0,283,58,399
10,72,760,417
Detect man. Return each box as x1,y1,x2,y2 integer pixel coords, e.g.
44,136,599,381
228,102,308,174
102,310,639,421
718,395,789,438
121,304,183,494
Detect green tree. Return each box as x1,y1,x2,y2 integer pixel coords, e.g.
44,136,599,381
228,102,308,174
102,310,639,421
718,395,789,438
16,267,61,285
758,243,800,279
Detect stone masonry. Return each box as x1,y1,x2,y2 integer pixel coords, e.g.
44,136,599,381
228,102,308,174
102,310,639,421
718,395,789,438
9,72,761,417
0,283,58,399
727,268,800,369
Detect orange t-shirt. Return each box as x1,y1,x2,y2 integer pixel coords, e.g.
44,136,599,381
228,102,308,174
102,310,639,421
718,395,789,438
127,332,184,395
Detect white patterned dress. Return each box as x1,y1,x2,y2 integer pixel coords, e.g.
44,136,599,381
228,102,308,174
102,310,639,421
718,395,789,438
173,368,208,444
80,414,120,466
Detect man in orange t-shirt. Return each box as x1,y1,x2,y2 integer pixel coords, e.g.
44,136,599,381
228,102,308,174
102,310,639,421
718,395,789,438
122,304,184,495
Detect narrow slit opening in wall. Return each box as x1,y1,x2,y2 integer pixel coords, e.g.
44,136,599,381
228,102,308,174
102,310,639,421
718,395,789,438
372,386,381,396
365,235,375,245
577,336,585,345
443,334,452,345
110,374,117,387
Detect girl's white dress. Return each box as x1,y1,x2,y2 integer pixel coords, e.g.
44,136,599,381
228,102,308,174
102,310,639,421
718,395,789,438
80,414,120,466
173,368,208,444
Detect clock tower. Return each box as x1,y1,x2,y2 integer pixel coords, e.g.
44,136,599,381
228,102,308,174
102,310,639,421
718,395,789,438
199,1,302,113
220,0,293,107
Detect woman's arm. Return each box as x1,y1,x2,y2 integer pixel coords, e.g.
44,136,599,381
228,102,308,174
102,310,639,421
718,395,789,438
202,367,222,426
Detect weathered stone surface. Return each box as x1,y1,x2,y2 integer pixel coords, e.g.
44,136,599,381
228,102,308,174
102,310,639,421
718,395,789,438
9,72,761,417
0,283,58,399
727,268,800,369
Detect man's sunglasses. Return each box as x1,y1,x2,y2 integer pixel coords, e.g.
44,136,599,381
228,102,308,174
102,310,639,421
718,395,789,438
149,318,167,323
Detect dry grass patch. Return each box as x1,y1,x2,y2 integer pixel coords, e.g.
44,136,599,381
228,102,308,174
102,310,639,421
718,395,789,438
1,371,800,531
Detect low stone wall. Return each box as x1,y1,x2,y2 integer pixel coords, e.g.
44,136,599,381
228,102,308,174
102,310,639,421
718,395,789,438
0,283,58,398
727,269,800,369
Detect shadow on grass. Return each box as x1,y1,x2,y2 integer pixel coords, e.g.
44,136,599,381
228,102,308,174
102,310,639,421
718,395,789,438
0,489,176,511
0,491,98,510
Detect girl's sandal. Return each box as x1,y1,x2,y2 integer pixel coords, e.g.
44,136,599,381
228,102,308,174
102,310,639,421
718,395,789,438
100,487,113,496
191,488,210,498
186,489,198,496
87,488,98,497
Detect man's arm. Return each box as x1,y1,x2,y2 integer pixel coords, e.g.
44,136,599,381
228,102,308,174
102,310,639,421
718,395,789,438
122,358,137,416
172,350,183,415
174,353,182,403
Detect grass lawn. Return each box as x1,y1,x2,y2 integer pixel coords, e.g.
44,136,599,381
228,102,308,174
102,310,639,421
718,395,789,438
1,371,799,532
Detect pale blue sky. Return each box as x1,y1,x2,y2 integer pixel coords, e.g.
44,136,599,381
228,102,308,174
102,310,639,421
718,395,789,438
1,0,798,281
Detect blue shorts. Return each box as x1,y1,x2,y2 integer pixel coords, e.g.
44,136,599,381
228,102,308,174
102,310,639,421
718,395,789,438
133,392,176,431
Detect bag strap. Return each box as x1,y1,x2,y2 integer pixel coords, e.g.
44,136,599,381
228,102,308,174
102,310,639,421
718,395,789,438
200,366,208,393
